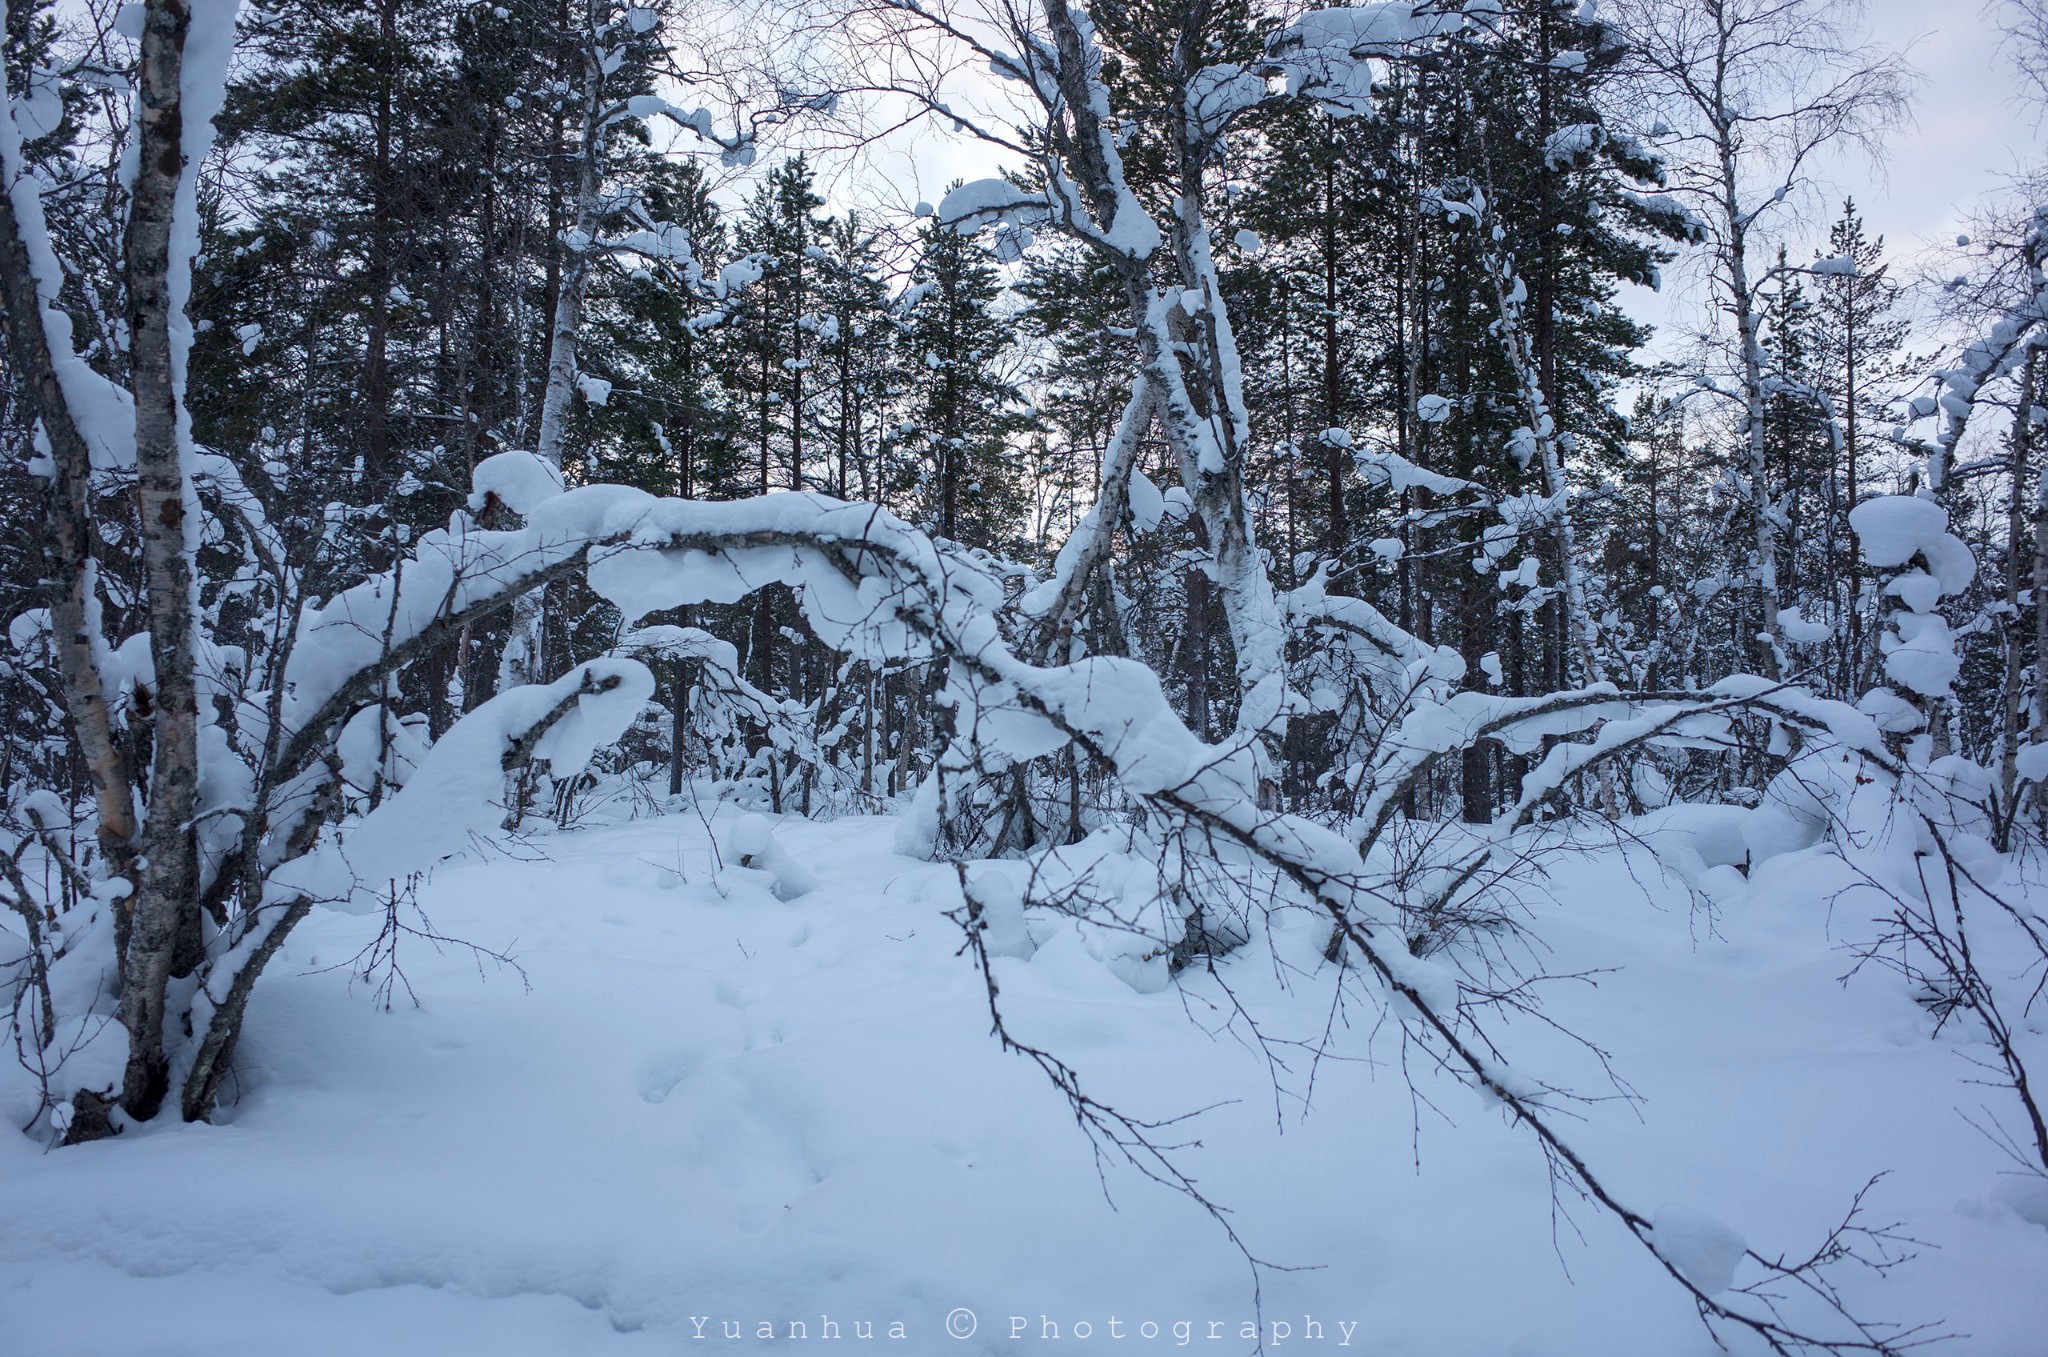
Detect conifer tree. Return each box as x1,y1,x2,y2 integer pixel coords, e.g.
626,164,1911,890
1811,200,1911,692
895,214,1032,552
812,213,896,503
729,156,827,495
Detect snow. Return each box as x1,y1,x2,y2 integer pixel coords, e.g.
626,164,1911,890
1648,1204,1748,1295
1102,196,1162,259
1849,496,1972,591
1858,688,1927,734
0,46,138,472
962,865,1035,960
1185,63,1268,139
159,0,246,501
1779,604,1832,644
1354,446,1478,495
5,804,2043,1354
1126,467,1167,532
4,4,2045,1348
1269,4,1467,60
336,706,427,796
1543,122,1603,169
271,661,653,913
470,450,568,516
725,814,818,899
1844,497,1973,700
1881,611,1962,698
935,179,1048,234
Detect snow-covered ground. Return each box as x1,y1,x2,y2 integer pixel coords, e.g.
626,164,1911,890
4,804,2045,1356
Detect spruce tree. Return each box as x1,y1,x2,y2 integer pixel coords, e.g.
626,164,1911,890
1811,201,1911,693
728,156,827,495
895,214,1033,552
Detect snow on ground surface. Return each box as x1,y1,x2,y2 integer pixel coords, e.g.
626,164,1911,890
4,800,2046,1356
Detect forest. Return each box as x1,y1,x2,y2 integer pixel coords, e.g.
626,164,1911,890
3,0,2048,1353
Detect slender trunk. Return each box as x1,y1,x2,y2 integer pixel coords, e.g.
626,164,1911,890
836,323,852,500
118,0,204,1120
362,0,398,482
1472,148,1600,684
1459,592,1491,824
1646,420,1664,689
2034,397,2048,833
788,253,806,494
535,3,606,470
1185,517,1212,742
0,157,138,884
758,339,771,494
506,0,604,745
1843,289,1863,694
1026,377,1151,662
668,660,691,798
1321,151,1346,562
861,665,875,797
1038,0,1287,775
1722,171,1785,678
2001,350,2039,842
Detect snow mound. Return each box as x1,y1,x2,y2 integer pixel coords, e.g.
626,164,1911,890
1649,1203,1748,1295
1849,496,1973,596
469,450,567,516
726,814,819,900
964,867,1035,960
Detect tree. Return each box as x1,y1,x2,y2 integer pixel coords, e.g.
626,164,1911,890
726,156,826,496
812,211,896,503
2,5,2042,1351
1808,200,1909,693
1607,0,1912,678
895,211,1033,552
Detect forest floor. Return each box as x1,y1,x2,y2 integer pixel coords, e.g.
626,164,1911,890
3,797,2046,1355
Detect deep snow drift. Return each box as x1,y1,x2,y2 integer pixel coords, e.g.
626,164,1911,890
3,802,2045,1355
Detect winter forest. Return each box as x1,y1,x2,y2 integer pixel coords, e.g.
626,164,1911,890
4,0,2048,1351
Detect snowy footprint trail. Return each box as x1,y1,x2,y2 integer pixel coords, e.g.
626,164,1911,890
3,807,2045,1356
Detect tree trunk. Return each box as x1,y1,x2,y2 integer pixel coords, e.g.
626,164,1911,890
361,0,399,483
534,0,607,470
118,0,206,1121
1721,161,1786,679
2004,349,2043,841
0,178,139,886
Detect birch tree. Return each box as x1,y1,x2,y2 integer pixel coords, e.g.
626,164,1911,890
1607,0,1910,679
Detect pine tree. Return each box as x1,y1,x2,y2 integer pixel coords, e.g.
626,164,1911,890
206,0,464,493
1756,246,1831,631
895,214,1033,552
728,156,828,495
578,159,739,499
1811,201,1911,694
812,213,896,503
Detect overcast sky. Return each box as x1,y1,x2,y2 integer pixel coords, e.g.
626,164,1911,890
799,1,2043,346
1626,0,2041,346
1856,0,2037,251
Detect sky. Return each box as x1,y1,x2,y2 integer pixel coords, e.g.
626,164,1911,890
1856,0,2037,251
774,0,2043,351
1622,0,2039,346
